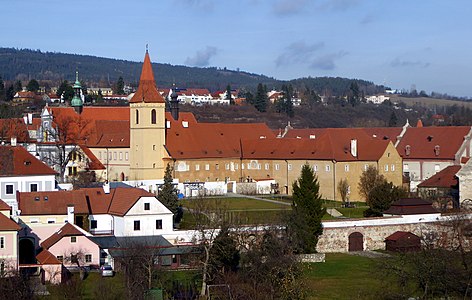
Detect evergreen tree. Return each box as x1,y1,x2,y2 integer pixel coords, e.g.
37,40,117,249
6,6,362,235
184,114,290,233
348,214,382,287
245,90,254,106
5,85,14,102
26,79,40,92
114,76,125,94
0,76,4,101
276,84,294,117
14,80,22,93
348,81,360,106
226,84,234,105
254,83,268,112
56,80,74,101
389,111,398,127
288,163,326,253
158,163,179,217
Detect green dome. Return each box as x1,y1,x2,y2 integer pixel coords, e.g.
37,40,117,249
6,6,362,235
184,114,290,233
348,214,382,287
71,94,82,107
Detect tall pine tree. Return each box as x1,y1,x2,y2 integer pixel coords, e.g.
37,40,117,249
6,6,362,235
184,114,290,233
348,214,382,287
289,163,326,253
158,163,179,218
254,83,268,112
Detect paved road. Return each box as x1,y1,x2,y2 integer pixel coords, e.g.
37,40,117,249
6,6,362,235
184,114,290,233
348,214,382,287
226,192,291,206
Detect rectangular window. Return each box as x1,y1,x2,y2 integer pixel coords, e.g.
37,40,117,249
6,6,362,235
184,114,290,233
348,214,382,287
326,165,331,172
235,163,239,170
113,152,117,160
30,218,39,224
225,163,230,170
57,256,63,262
364,164,369,171
5,184,13,195
265,163,270,170
391,164,395,172
71,236,77,243
435,164,440,172
125,152,129,161
257,163,262,170
205,164,210,171
144,203,150,210
195,164,200,171
404,164,409,171
85,254,92,263
0,237,4,249
119,152,123,160
215,164,219,170
345,165,349,172
134,220,140,231
156,219,163,229
275,164,280,171
90,220,97,229
288,164,293,171
30,183,38,192
47,218,56,224
98,152,102,160
313,165,318,172
385,164,389,172
247,163,251,170
108,152,112,160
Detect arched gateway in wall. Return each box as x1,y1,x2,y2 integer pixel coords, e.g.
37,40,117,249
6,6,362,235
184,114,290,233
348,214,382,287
348,232,364,251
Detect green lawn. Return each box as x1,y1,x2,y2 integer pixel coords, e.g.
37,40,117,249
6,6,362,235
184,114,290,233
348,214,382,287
304,253,387,300
181,197,290,210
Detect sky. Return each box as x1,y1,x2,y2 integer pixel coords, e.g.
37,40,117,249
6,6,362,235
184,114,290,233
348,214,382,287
2,0,472,97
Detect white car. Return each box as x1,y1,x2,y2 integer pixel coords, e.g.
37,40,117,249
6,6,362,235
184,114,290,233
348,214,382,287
100,265,114,277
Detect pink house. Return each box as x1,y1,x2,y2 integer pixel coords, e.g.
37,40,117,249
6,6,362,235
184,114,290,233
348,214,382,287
40,223,100,269
0,199,21,274
36,249,63,284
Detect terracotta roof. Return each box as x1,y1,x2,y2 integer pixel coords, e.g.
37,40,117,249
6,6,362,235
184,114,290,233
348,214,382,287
41,223,85,249
0,213,21,231
417,165,460,188
129,51,165,103
166,121,275,159
86,120,130,148
397,126,472,160
79,145,105,170
18,187,153,217
177,88,211,96
0,145,56,176
36,249,61,265
15,91,36,99
243,129,391,161
0,199,11,211
383,198,439,215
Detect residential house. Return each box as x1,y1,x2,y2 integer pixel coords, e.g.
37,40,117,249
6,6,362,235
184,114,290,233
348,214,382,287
417,165,460,209
0,199,21,273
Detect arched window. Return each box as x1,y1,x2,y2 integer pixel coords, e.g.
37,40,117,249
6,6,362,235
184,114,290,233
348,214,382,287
135,109,139,124
151,109,156,124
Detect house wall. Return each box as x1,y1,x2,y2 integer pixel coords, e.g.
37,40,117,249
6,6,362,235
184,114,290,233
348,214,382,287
42,264,62,284
121,196,174,236
0,174,56,210
48,235,100,267
89,147,130,181
88,214,113,234
0,231,18,270
404,159,454,191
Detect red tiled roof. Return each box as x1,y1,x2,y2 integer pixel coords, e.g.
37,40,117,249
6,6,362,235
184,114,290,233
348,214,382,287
18,187,153,217
0,145,56,176
0,199,11,211
129,51,165,103
86,120,130,148
36,249,62,265
41,223,85,249
0,213,21,231
79,145,105,170
385,231,419,241
417,165,460,188
177,89,211,96
244,129,391,161
15,91,36,99
396,126,472,160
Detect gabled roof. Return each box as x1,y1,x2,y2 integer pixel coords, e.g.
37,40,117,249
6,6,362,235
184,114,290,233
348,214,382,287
417,165,460,188
385,231,420,241
79,146,105,170
86,120,130,148
129,51,165,103
0,145,56,176
41,223,86,249
397,126,472,160
0,213,21,231
0,199,11,211
18,187,154,217
36,249,62,265
383,198,439,215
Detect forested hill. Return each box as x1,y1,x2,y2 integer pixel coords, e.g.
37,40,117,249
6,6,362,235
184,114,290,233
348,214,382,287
0,47,384,94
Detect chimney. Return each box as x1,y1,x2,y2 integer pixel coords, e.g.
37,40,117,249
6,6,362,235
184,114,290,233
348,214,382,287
170,87,179,120
27,113,33,125
23,115,28,124
11,137,17,147
67,205,75,224
350,139,357,157
103,181,110,194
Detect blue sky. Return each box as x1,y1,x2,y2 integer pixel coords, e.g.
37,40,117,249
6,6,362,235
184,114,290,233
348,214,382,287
2,0,472,97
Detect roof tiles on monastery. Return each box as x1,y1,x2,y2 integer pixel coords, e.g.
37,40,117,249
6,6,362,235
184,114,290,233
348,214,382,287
396,126,472,160
417,165,461,188
129,51,165,104
0,145,56,176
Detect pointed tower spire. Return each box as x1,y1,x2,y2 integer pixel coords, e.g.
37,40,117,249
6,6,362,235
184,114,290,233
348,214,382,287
71,70,83,114
129,49,165,103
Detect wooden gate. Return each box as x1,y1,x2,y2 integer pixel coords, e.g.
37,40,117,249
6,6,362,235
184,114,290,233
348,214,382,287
348,232,364,252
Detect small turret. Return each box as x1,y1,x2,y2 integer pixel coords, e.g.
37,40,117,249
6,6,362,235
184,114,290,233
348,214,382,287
71,71,83,114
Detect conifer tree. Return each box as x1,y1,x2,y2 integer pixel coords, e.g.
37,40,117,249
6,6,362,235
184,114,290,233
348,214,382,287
254,83,268,112
158,163,179,217
289,163,326,253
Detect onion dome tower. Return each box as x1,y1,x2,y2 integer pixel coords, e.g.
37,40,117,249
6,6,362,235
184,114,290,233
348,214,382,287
71,71,83,114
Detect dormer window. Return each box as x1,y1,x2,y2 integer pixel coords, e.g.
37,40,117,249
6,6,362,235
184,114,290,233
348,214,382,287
434,145,440,156
405,145,411,156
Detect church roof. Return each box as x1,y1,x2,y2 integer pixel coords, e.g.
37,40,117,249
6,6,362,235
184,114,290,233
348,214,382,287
129,51,165,104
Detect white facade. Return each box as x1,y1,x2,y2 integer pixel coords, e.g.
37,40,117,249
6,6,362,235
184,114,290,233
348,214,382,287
0,175,56,213
119,196,174,236
366,95,390,104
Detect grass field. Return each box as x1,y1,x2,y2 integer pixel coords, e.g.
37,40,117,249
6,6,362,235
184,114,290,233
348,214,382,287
391,96,472,109
304,253,387,300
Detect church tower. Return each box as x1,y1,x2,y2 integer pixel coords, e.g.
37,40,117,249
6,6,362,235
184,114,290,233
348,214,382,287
71,71,83,114
129,49,167,180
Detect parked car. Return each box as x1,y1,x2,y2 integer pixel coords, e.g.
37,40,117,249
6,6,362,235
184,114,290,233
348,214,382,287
100,265,114,277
